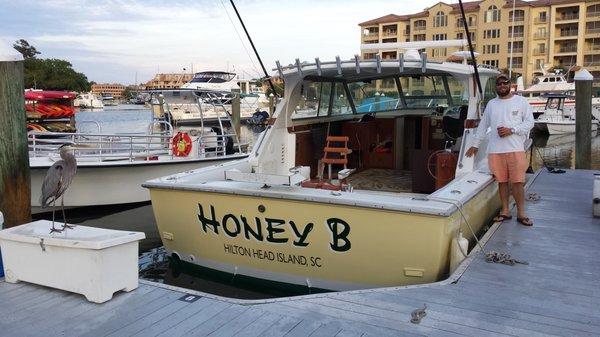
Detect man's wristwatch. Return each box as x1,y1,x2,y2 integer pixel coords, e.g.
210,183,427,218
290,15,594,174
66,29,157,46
510,128,515,134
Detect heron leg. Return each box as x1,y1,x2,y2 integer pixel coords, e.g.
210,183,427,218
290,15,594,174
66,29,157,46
49,198,63,233
61,196,75,230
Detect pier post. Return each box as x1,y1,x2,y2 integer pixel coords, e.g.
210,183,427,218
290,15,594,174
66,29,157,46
575,70,593,169
0,49,30,227
231,89,241,139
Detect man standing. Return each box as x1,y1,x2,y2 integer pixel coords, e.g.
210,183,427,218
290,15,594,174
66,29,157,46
466,74,534,226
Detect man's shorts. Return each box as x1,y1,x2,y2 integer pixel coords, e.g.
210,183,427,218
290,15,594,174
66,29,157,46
488,151,527,183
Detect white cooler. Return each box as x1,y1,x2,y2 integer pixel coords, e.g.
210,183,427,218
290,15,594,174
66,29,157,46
0,220,145,303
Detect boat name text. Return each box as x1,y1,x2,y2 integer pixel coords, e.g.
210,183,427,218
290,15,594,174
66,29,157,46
197,203,351,252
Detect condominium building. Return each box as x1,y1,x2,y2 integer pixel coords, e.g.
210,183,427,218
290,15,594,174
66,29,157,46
359,0,600,89
91,83,126,99
144,73,194,90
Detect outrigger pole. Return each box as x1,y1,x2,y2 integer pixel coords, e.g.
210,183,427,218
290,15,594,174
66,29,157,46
458,0,482,97
229,0,279,97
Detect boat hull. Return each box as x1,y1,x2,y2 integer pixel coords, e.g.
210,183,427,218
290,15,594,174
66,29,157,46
148,182,499,291
535,121,599,135
31,156,246,214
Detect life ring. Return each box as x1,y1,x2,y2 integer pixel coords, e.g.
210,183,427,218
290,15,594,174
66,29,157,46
172,132,192,157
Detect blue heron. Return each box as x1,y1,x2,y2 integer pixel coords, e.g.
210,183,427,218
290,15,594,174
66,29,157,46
40,143,79,233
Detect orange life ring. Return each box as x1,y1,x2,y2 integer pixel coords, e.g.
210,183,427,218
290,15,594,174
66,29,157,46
172,132,192,157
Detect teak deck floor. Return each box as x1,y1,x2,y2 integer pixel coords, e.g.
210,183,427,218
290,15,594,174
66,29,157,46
0,169,598,336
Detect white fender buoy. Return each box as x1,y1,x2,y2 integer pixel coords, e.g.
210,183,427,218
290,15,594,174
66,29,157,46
593,174,600,218
450,231,469,274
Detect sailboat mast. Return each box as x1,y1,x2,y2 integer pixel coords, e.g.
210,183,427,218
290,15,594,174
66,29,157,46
229,0,278,97
458,0,482,97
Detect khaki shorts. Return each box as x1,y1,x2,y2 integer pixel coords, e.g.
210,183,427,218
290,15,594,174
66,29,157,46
488,152,527,183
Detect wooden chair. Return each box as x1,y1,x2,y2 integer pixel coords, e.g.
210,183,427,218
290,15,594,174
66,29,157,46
322,136,350,180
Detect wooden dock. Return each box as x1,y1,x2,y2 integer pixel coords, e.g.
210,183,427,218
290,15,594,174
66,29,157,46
0,169,598,336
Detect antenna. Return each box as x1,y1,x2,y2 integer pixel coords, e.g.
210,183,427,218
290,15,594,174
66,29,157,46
229,0,278,97
458,0,482,97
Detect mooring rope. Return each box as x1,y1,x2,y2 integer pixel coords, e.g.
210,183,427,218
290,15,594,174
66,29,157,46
429,196,528,267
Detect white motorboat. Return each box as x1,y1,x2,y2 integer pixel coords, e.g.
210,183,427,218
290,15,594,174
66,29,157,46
143,41,509,291
534,94,600,134
74,92,104,109
149,87,268,125
29,119,248,214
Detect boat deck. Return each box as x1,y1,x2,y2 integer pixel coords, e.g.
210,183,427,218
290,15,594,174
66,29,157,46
1,169,598,336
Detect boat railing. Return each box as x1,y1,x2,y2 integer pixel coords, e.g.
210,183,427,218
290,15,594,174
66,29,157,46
28,128,174,162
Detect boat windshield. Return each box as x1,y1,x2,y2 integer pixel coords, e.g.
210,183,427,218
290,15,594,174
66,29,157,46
189,72,235,83
292,74,468,119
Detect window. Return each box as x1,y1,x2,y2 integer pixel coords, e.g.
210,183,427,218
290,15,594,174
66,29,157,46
348,78,400,113
508,41,523,52
292,81,332,118
483,44,500,54
382,38,397,43
434,11,448,27
539,12,547,21
484,29,501,39
362,53,377,59
485,5,501,23
509,26,524,38
413,34,426,41
483,60,499,68
509,9,525,22
433,34,447,41
331,82,352,116
508,57,523,68
432,48,447,57
535,59,544,69
414,20,427,30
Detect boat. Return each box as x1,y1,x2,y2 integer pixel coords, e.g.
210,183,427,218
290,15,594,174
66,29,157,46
74,92,104,109
29,114,248,214
143,41,508,292
534,94,600,135
147,71,268,125
101,93,119,106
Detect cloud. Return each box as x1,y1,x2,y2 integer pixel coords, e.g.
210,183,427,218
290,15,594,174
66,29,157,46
0,0,440,84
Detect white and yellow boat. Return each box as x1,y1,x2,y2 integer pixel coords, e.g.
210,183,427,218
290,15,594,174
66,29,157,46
144,41,503,291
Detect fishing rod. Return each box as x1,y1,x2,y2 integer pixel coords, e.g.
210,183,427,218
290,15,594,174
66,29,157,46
458,0,482,98
229,0,279,97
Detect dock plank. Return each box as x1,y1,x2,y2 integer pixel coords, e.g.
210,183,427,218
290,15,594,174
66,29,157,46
131,296,222,337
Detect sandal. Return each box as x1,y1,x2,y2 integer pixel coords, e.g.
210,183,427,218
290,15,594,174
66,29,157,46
517,217,533,226
493,214,512,222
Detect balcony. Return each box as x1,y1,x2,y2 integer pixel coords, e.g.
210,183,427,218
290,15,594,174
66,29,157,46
587,11,600,19
509,16,525,23
511,63,523,69
533,48,547,56
382,30,397,37
556,13,580,22
585,45,600,54
414,26,426,31
556,46,578,54
510,32,524,39
510,48,524,54
558,30,579,38
585,62,600,71
534,32,548,39
534,17,548,24
586,28,600,36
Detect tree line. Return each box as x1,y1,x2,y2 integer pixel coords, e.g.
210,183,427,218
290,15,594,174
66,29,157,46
13,39,91,92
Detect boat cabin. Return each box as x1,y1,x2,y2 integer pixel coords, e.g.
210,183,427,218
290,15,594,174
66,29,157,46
257,55,498,195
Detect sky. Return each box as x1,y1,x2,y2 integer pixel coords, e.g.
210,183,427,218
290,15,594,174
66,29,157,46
0,0,450,85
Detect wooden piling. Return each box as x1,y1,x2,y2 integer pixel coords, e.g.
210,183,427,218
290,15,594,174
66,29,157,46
231,89,241,139
575,69,593,169
0,54,31,227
